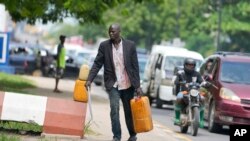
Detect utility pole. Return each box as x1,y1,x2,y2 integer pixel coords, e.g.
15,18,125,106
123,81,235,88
217,0,222,51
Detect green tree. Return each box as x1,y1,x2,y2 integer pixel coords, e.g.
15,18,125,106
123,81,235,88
200,0,250,52
0,0,143,24
77,23,107,42
102,0,250,55
185,33,215,57
102,0,209,51
5,0,250,55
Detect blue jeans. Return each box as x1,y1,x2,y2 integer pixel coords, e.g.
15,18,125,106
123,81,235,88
108,87,136,140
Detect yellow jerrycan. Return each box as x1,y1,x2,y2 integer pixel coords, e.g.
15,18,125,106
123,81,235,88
73,79,88,102
79,64,90,81
130,96,153,133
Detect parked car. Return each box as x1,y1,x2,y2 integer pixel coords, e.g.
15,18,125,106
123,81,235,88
9,43,37,74
88,54,104,86
75,49,96,69
199,52,250,133
138,54,148,86
9,43,55,76
54,45,96,78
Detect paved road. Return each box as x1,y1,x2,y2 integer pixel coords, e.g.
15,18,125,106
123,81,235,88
19,76,231,141
21,76,185,141
150,103,230,141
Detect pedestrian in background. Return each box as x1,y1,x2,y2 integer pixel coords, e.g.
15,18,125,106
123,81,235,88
85,23,142,141
53,35,66,93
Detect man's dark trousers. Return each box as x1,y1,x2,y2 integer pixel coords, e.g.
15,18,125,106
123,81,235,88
108,87,136,140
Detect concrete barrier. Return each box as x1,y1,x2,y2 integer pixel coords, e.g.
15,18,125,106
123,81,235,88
43,97,87,138
0,91,87,138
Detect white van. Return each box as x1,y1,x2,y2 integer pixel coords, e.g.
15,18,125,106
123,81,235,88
142,45,204,108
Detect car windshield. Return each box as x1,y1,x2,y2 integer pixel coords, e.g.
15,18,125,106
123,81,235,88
78,52,91,59
77,52,92,65
164,56,202,72
66,50,77,57
139,59,146,73
220,61,250,84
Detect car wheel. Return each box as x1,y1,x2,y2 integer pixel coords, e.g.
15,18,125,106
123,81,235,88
208,101,222,133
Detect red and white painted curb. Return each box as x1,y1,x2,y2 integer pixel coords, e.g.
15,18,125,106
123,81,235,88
0,91,87,138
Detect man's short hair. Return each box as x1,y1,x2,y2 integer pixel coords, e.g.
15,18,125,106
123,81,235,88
59,35,66,40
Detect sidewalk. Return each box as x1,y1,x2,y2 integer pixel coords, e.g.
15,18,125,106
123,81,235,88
23,76,182,141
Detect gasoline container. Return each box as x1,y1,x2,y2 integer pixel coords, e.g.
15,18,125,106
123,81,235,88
79,64,89,81
73,79,88,102
130,96,153,133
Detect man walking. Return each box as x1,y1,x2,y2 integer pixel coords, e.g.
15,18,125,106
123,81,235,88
85,23,142,141
54,35,66,93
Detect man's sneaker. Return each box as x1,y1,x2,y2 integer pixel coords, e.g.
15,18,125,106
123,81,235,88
199,121,204,128
127,136,137,141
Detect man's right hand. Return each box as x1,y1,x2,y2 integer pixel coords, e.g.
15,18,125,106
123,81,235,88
85,81,91,90
136,87,143,97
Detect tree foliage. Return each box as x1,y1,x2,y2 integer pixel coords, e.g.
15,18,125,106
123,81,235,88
198,0,250,53
102,0,210,50
2,0,250,56
0,0,141,24
102,0,250,56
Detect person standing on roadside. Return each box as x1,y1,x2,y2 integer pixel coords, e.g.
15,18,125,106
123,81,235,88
85,23,142,141
53,35,66,93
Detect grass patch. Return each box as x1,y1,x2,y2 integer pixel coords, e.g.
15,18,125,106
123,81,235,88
84,121,100,136
0,121,42,133
84,120,93,134
0,133,20,141
0,72,35,93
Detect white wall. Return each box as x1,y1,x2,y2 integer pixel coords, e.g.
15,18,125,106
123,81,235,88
0,4,6,32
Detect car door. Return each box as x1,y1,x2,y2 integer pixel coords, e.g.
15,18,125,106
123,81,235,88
154,54,163,95
149,54,161,97
142,54,156,94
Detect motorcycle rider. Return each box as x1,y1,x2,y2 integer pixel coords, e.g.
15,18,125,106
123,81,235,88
174,58,205,128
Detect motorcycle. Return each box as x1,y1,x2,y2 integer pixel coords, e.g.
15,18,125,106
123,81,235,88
178,77,206,136
42,60,56,77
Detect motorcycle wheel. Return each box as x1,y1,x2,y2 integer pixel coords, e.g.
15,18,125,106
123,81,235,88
191,107,199,136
